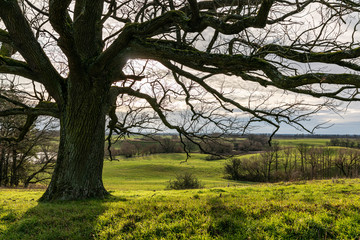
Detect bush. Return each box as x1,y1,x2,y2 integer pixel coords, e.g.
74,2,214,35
224,158,242,180
167,173,203,190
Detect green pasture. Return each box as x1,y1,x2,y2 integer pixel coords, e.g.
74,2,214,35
103,153,250,191
276,138,329,146
2,179,360,239
3,137,360,239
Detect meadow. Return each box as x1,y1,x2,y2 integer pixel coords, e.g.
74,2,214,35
2,138,360,239
2,179,360,239
275,138,330,147
102,153,249,191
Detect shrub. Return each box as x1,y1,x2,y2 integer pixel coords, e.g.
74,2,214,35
224,158,242,180
167,173,203,190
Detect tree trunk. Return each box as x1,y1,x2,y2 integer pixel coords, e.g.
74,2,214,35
40,77,110,201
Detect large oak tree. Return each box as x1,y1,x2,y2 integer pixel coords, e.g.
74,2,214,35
0,0,359,200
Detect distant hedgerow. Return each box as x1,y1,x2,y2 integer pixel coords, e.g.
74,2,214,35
167,173,203,190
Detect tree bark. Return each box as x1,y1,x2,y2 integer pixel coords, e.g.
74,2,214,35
40,77,110,201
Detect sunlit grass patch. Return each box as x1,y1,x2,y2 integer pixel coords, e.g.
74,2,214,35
276,138,329,146
2,180,360,239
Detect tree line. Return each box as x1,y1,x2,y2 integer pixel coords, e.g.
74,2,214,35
328,138,360,149
225,144,360,182
108,134,270,159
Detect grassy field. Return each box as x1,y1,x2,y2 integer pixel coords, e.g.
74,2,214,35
275,138,330,146
2,179,360,239
2,142,360,239
103,153,251,191
41,137,336,190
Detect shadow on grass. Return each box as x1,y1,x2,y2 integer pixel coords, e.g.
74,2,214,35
1,195,127,240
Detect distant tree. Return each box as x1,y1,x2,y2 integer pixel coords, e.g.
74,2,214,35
0,89,57,187
282,147,296,180
333,149,360,178
271,141,281,172
307,147,322,179
201,139,234,156
142,143,162,155
260,151,275,182
159,137,178,153
182,138,198,153
224,158,242,180
297,144,309,174
23,142,57,188
238,135,269,152
120,141,137,158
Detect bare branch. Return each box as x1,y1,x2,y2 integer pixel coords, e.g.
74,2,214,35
0,0,64,103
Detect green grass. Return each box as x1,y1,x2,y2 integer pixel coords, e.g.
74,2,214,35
103,153,250,191
276,138,330,146
2,141,360,239
2,179,360,239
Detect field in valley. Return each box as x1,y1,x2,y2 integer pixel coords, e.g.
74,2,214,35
2,137,360,239
102,153,251,191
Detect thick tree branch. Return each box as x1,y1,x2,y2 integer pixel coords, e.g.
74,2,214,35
49,0,82,68
187,0,200,25
0,101,59,119
0,55,38,80
93,11,191,72
254,0,274,27
284,73,360,88
129,39,360,93
73,0,104,59
95,1,278,74
128,38,273,73
258,44,360,64
0,29,12,45
0,0,64,103
0,43,16,57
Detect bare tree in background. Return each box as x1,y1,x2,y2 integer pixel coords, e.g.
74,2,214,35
0,0,359,200
0,84,57,187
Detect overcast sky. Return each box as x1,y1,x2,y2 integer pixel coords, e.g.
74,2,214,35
258,102,360,135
